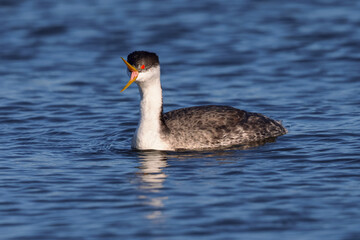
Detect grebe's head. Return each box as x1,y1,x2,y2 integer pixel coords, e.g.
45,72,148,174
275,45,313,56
121,51,160,92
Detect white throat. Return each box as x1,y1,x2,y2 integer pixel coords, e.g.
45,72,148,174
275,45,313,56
132,66,171,150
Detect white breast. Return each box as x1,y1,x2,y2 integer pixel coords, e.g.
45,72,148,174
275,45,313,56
131,66,173,151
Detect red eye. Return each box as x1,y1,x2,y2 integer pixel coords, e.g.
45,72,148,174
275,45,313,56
141,65,145,69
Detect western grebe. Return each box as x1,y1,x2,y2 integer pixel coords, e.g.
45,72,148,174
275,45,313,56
120,51,287,151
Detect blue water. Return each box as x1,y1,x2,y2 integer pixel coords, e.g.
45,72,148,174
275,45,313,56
1,0,360,239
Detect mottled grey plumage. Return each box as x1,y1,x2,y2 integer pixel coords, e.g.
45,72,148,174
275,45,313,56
161,105,287,150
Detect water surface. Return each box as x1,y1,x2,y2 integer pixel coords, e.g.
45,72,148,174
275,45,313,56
1,0,360,239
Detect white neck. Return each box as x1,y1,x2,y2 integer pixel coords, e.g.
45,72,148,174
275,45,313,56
132,66,171,150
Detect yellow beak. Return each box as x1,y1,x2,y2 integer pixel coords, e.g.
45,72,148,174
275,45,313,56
121,57,139,92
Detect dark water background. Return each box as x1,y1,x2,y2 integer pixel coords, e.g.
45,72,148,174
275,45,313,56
1,0,360,239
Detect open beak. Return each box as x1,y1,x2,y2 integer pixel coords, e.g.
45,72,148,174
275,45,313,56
121,57,139,92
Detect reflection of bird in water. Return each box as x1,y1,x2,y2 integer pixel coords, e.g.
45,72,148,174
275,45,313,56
138,151,168,192
121,51,287,151
137,151,168,221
